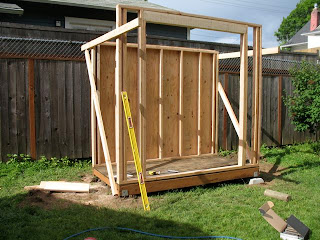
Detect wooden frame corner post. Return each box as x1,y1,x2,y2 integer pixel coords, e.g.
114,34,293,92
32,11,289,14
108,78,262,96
238,31,248,166
91,48,97,167
115,5,125,184
138,9,147,178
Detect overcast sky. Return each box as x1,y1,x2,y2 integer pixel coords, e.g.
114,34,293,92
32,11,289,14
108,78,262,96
148,0,301,48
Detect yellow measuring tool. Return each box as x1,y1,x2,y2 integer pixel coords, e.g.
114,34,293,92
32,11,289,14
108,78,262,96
121,91,150,211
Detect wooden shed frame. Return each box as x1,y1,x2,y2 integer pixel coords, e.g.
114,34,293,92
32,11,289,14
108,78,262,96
81,5,262,196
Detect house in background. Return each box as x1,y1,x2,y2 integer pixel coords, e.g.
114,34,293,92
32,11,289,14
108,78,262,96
0,0,189,40
281,3,320,54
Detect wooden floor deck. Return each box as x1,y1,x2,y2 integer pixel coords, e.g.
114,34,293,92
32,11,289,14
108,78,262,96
93,154,259,196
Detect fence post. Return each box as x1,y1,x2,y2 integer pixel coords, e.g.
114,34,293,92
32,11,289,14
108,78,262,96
278,75,282,146
28,59,36,159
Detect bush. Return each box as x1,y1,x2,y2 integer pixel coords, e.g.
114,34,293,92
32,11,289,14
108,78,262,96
284,61,320,133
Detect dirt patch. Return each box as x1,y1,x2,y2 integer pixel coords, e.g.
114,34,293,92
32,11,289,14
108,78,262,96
20,174,153,210
248,161,287,188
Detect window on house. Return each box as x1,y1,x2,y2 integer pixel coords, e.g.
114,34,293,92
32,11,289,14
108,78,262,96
65,17,115,32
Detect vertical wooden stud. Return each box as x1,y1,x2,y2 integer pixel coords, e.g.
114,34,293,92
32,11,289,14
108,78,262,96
115,5,124,183
28,59,36,160
238,31,248,166
197,52,202,155
251,27,260,164
278,75,282,146
122,8,128,181
91,48,97,167
97,46,102,165
138,10,147,177
212,53,219,154
223,73,229,150
257,27,263,160
159,49,164,159
179,51,184,156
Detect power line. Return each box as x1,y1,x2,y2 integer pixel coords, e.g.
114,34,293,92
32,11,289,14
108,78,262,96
199,0,291,14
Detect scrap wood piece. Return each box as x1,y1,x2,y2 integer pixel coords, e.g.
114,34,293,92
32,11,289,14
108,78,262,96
259,201,287,233
264,189,291,202
40,181,90,193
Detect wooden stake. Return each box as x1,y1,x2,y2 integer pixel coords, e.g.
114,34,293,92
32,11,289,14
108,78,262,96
28,59,36,160
223,73,229,150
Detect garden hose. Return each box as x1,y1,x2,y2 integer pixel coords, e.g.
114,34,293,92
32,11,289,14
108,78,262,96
63,226,243,240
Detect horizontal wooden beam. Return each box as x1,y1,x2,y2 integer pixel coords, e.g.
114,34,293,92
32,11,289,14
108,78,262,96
144,11,247,34
101,41,218,54
81,18,141,51
219,47,280,59
117,4,261,28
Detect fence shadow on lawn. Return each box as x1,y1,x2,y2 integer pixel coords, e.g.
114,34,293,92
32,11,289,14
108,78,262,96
0,191,210,240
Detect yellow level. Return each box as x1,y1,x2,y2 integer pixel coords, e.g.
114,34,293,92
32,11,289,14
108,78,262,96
121,91,150,211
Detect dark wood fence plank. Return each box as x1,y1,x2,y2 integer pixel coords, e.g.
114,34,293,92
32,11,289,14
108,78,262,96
65,61,75,158
0,60,9,161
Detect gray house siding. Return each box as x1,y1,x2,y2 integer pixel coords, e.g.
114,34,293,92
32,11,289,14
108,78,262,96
1,1,187,39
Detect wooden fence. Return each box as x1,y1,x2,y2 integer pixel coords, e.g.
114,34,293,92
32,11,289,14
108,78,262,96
1,56,319,162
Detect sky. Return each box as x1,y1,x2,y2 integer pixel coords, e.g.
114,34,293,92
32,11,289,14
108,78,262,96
148,0,301,48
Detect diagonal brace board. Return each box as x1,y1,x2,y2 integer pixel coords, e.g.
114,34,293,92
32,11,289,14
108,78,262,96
85,50,117,195
81,18,141,51
218,82,253,161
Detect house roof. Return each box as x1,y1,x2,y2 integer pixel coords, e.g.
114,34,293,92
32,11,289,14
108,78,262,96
19,0,172,11
282,20,310,48
0,2,24,15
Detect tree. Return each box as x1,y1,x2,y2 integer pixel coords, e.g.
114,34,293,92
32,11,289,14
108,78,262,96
275,0,320,44
284,61,320,133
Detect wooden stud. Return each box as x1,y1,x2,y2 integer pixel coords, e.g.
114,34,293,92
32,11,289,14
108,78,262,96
223,73,229,150
81,18,141,51
91,48,97,167
85,50,117,195
138,10,147,178
238,32,248,166
143,10,247,34
251,27,259,164
97,46,102,165
159,49,164,159
179,51,184,156
214,54,219,153
197,52,202,155
28,59,36,160
122,8,128,181
278,76,282,146
257,27,263,160
115,5,124,184
212,54,216,153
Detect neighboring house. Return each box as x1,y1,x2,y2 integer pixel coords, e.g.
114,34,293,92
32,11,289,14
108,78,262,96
0,0,189,39
281,4,320,54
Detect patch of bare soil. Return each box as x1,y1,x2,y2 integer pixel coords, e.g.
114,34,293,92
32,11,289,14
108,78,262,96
249,160,286,188
20,174,152,210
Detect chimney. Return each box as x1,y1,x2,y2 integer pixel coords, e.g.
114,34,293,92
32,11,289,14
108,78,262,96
310,3,320,31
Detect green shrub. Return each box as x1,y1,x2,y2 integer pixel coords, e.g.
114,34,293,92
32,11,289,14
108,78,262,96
284,61,320,133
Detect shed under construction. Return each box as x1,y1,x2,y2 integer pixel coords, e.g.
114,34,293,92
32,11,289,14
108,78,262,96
82,5,263,196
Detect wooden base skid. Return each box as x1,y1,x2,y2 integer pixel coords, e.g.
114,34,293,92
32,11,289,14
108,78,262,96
93,165,259,196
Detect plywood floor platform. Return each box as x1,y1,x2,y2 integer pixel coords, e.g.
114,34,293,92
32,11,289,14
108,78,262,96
93,155,259,196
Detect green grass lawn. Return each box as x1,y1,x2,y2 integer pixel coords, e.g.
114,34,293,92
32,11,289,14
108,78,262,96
0,142,320,240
